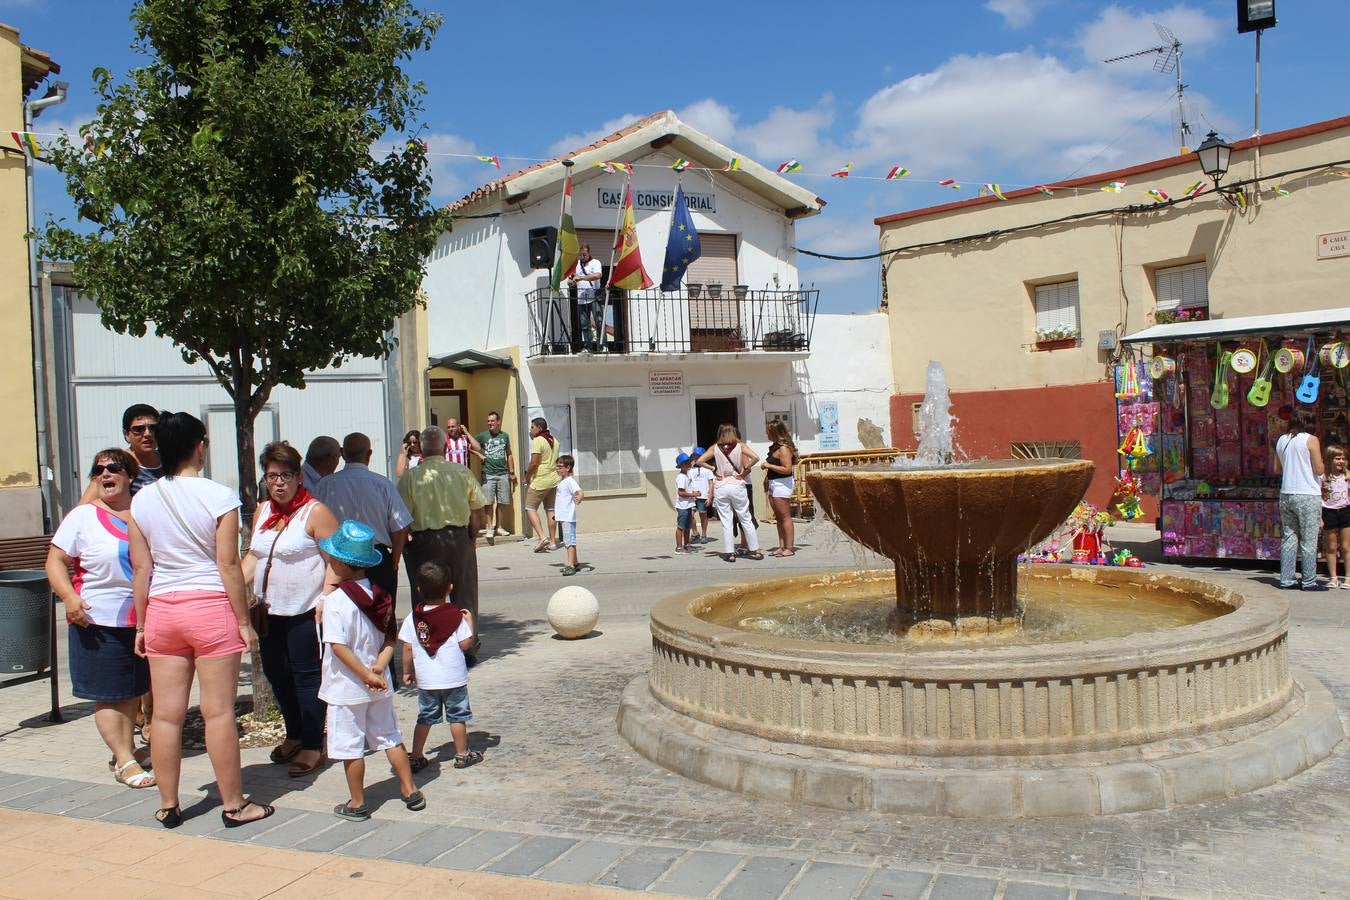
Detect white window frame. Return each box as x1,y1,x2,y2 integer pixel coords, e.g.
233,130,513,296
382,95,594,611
1033,279,1080,340
1153,261,1208,312
570,390,645,496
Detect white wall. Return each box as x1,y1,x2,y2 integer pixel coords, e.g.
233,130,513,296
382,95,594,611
422,147,805,358
793,312,895,452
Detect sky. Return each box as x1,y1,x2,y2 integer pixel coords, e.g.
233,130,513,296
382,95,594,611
4,0,1345,312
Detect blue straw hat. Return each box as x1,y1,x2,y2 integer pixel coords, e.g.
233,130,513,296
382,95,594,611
319,520,383,569
692,446,706,456
675,452,691,468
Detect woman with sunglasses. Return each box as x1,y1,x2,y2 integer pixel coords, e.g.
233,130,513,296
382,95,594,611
242,441,338,777
46,449,155,789
128,411,273,829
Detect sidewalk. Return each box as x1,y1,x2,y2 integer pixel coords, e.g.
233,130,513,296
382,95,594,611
0,520,1346,899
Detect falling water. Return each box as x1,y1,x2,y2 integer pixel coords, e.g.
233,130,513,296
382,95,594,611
897,360,956,468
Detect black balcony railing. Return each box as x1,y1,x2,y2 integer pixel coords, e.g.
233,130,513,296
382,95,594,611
525,286,818,357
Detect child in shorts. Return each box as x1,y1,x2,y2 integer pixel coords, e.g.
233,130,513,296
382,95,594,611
554,455,584,576
400,560,481,770
689,446,713,543
318,520,426,821
674,453,697,552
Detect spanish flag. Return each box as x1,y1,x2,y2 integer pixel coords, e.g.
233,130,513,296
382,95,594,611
609,183,653,291
549,171,579,290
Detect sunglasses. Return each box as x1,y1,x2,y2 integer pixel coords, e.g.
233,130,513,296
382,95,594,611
91,462,127,476
128,424,155,435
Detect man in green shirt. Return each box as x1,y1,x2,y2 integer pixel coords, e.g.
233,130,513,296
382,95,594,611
397,426,487,657
476,411,516,539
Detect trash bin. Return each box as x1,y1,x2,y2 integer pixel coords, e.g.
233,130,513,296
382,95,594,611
0,570,52,674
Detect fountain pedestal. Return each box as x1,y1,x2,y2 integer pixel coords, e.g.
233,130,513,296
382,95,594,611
809,459,1094,631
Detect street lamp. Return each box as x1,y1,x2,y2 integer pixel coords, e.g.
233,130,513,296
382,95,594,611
1195,130,1233,190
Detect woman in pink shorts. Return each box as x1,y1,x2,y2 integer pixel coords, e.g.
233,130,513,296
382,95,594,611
128,411,275,830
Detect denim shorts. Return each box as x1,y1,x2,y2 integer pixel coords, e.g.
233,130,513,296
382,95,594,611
694,498,707,513
559,520,577,547
417,685,471,725
676,508,693,530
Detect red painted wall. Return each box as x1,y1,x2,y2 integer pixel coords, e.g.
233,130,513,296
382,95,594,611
889,381,1157,518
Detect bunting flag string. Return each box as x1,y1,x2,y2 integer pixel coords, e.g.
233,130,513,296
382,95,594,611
476,154,501,168
721,157,741,172
10,130,39,159
1101,181,1126,193
885,166,910,180
1270,185,1290,197
831,162,852,178
980,183,1007,200
670,158,692,171
776,159,802,174
1181,180,1207,198
1146,188,1169,203
1034,184,1055,196
937,179,960,189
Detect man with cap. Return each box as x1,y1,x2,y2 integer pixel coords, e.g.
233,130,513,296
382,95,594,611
397,426,487,658
314,433,413,600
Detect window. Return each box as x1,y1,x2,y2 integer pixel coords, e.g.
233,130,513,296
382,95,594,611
573,395,642,492
1154,261,1208,312
1033,280,1079,340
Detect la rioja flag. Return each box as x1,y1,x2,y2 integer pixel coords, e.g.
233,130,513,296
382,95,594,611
549,171,579,290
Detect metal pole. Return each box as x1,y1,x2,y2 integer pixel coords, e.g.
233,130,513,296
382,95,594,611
1252,28,1263,204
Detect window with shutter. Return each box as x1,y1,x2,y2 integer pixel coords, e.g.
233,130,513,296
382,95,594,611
686,234,740,348
573,395,642,493
1154,261,1208,311
1033,280,1079,338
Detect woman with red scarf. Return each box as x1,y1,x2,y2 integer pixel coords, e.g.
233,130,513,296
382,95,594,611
242,441,339,777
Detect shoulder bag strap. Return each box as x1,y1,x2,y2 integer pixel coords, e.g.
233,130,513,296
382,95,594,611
258,499,315,605
158,481,214,558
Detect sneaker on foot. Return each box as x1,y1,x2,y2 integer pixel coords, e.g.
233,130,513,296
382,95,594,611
1302,582,1331,591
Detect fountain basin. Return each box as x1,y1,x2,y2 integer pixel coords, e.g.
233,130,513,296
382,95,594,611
617,567,1344,816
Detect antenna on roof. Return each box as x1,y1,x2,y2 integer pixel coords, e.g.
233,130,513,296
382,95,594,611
1105,23,1191,154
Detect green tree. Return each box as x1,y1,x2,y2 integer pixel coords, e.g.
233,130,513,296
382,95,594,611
45,0,444,523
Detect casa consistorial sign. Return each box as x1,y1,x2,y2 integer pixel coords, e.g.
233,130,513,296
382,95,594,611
598,188,715,213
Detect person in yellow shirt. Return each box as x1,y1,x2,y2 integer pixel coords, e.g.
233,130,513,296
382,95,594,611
524,417,561,553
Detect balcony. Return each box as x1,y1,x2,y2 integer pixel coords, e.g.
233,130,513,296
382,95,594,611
524,286,818,358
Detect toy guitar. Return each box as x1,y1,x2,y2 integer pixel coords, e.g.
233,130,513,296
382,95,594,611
1210,344,1233,409
1296,336,1321,404
1247,339,1274,407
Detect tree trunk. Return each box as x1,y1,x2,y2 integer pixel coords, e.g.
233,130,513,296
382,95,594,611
233,382,276,720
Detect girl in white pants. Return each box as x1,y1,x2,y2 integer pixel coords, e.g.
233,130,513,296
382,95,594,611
697,425,763,562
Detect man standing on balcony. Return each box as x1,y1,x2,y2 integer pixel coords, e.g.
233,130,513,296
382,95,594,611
567,244,603,352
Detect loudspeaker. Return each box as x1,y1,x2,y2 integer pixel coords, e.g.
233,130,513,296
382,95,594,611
528,226,557,269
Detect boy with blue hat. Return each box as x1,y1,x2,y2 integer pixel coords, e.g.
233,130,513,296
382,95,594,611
674,453,697,553
689,446,713,543
318,520,426,821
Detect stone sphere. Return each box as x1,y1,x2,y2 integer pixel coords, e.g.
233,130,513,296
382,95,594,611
547,586,599,639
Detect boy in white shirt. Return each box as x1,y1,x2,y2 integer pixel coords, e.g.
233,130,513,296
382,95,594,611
674,453,697,553
318,521,425,821
554,455,584,576
688,446,713,543
400,560,481,771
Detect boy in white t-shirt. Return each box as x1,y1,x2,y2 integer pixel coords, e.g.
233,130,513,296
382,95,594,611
688,446,713,543
317,521,425,821
554,455,584,576
400,560,481,770
674,453,697,553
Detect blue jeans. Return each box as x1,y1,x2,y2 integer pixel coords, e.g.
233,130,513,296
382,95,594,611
417,686,472,725
578,300,603,349
1280,492,1321,587
260,609,326,751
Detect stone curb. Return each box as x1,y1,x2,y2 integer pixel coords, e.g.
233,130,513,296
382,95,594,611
616,668,1344,819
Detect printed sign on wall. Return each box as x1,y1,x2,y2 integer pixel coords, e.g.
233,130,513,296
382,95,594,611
819,400,840,450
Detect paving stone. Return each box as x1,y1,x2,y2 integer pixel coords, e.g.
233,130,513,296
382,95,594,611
0,776,52,803
718,855,804,900
485,835,578,876
928,874,998,900
942,773,1016,818
1096,764,1166,816
428,829,526,871
599,844,685,891
857,867,933,899
0,779,80,809
783,861,870,899
96,792,161,824
536,839,632,885
1001,883,1071,900
249,811,342,849
64,790,147,820
218,806,305,843
381,825,478,864
340,820,434,858
651,850,743,897
0,770,37,789
293,818,371,852
1074,891,1137,899
1020,770,1099,818
26,783,122,815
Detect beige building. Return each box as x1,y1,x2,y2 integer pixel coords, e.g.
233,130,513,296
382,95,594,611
0,24,58,538
876,115,1350,509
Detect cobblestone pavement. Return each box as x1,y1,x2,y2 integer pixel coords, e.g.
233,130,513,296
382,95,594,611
0,522,1345,899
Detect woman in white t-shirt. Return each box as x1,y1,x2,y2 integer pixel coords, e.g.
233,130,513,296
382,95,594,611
1274,408,1327,590
46,448,154,789
128,411,274,830
242,441,338,777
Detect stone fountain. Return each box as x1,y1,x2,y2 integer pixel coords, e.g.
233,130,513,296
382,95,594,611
617,362,1343,817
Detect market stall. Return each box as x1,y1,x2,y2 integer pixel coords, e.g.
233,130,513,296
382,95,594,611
1119,307,1350,561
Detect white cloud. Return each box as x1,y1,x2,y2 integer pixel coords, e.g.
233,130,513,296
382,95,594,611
795,216,877,258
986,0,1045,29
676,97,844,172
676,99,738,144
547,113,643,156
1077,4,1225,69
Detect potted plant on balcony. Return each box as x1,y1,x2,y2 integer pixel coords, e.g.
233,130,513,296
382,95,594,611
706,283,723,299
687,282,703,299
732,284,750,300
1150,305,1208,325
1034,323,1079,350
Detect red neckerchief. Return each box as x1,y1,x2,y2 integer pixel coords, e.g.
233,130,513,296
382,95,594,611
259,486,313,532
537,429,556,447
412,601,465,657
718,442,738,456
337,579,397,642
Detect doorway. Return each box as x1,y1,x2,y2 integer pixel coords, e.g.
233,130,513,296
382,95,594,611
694,397,740,450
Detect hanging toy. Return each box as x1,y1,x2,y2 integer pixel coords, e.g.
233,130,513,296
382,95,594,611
1112,470,1145,521
1117,426,1152,469
1115,357,1141,400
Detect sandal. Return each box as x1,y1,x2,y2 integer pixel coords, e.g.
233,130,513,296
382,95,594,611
561,566,576,576
534,542,551,553
403,790,427,811
108,746,153,772
155,806,182,829
333,802,370,822
721,553,736,563
269,741,302,764
221,798,275,828
113,759,156,789
287,753,325,778
453,750,484,769
747,551,765,561
408,754,430,774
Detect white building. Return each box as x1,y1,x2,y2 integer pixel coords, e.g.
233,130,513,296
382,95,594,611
421,110,891,533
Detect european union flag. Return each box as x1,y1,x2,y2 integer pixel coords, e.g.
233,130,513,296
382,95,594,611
660,184,701,291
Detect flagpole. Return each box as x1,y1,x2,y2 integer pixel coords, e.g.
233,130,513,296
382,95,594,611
599,173,628,353
546,159,574,350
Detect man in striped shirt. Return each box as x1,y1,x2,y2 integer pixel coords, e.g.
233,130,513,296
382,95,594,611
443,419,483,468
